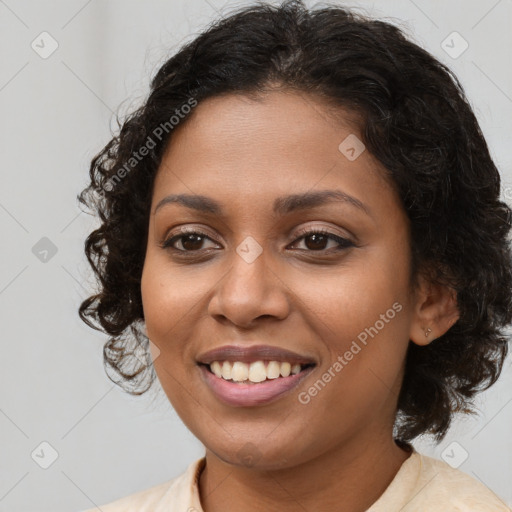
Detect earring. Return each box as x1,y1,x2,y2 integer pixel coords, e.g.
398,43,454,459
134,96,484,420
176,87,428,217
424,327,432,337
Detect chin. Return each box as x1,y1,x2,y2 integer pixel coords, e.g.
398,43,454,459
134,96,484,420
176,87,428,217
205,436,311,471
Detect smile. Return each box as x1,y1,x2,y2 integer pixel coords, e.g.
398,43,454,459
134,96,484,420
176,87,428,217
209,360,312,382
198,361,316,407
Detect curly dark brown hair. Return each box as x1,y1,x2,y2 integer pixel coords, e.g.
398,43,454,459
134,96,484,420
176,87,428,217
78,0,512,443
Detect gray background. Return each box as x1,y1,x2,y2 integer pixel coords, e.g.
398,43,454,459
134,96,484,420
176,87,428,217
0,0,511,510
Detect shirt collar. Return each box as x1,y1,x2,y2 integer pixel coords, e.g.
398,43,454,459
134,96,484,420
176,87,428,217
152,446,419,511
153,456,206,510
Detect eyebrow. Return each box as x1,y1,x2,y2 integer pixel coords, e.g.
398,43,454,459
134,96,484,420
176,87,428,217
153,190,370,217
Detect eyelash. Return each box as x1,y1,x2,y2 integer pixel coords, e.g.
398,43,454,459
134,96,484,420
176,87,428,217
159,227,354,255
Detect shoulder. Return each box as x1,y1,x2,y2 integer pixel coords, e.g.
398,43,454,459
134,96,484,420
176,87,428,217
80,479,176,512
405,451,511,511
79,457,205,512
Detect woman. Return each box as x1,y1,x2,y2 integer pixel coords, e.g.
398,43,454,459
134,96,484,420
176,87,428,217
78,1,512,510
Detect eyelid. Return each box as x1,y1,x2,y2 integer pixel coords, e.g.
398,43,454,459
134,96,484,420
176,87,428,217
289,226,355,251
292,224,353,242
161,225,221,245
161,223,350,242
160,223,355,253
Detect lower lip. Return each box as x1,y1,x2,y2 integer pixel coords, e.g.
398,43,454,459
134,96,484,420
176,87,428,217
198,364,315,407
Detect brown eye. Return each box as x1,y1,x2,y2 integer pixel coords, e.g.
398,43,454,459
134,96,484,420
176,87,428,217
161,231,219,252
160,228,354,255
303,233,330,250
178,233,206,251
291,229,354,252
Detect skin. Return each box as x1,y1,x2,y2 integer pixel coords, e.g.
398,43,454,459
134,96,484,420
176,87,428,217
140,88,459,512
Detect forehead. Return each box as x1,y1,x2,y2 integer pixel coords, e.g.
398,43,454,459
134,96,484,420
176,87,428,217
152,90,397,217
164,89,363,161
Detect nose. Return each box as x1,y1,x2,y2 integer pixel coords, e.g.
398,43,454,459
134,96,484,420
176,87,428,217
207,247,291,329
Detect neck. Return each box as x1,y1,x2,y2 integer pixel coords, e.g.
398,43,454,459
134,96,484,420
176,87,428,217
198,433,412,512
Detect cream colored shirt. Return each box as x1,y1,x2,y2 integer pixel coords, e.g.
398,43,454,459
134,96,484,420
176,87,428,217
82,448,511,511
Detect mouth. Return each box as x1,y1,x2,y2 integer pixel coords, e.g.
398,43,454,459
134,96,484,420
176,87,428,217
195,344,317,406
198,360,316,384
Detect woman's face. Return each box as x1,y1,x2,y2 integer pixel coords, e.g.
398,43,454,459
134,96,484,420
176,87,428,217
141,90,418,469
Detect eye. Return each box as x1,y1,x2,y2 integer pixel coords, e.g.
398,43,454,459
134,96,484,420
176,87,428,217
159,227,354,254
289,228,354,252
160,229,220,252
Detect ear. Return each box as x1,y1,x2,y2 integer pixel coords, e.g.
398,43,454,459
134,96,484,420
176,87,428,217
409,273,460,346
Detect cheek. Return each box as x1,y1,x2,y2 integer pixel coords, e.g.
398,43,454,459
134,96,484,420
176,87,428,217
293,255,410,336
141,256,207,338
140,253,224,387
291,249,412,387
291,278,410,430
140,258,198,403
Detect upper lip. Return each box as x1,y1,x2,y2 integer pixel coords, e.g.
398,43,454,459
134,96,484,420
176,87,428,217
196,344,317,365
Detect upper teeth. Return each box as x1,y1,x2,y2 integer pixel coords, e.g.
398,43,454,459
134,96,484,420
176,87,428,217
209,360,303,383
